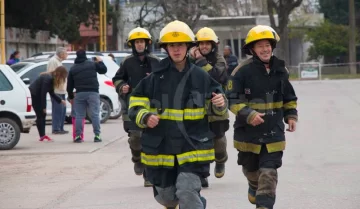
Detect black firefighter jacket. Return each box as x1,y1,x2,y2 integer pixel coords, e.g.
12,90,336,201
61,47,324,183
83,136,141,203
191,52,230,136
112,53,160,131
226,56,298,154
128,57,228,170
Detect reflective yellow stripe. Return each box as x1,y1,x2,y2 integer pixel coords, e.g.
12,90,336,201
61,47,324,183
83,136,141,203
129,96,150,109
184,108,205,120
136,109,148,128
149,108,206,121
234,141,262,154
283,101,297,110
141,153,175,167
202,63,213,72
177,149,215,165
266,141,286,153
230,103,247,115
248,101,283,110
234,140,286,154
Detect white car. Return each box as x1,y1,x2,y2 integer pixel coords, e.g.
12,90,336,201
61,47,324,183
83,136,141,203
0,65,36,150
10,57,121,124
102,51,168,63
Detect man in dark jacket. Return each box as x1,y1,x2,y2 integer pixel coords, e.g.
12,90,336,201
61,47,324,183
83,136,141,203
190,27,229,187
128,20,227,209
227,25,298,209
67,50,107,143
223,45,238,76
112,27,160,187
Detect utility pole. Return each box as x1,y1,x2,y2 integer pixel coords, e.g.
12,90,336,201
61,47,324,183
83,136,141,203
349,0,357,74
99,0,107,51
0,0,5,64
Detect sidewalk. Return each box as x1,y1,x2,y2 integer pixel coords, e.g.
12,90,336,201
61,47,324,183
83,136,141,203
0,119,127,156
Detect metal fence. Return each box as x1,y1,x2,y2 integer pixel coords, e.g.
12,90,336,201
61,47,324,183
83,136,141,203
287,62,360,80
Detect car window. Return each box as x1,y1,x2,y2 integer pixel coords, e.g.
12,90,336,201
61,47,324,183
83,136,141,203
62,63,73,71
0,71,13,91
10,63,30,72
20,64,47,84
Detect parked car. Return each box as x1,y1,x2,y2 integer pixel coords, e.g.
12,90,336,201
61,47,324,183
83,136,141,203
0,65,36,150
10,57,121,124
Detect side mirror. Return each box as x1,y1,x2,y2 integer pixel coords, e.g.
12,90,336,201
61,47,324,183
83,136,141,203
22,78,30,85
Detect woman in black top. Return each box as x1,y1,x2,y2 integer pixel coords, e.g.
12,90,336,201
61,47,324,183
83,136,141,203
29,66,67,141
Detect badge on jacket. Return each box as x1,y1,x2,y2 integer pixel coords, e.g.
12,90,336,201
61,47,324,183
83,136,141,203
244,88,251,94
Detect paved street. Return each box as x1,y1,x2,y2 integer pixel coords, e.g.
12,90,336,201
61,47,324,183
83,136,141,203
1,79,360,209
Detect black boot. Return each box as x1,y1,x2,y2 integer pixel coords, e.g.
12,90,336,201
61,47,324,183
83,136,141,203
200,177,209,188
134,162,145,176
214,163,225,178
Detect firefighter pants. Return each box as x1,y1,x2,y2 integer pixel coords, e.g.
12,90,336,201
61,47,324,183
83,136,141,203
214,135,228,164
128,130,142,163
237,144,283,209
210,120,229,164
148,163,209,209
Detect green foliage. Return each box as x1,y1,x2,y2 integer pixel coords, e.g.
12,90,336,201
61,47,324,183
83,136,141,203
319,0,360,25
305,21,357,60
5,0,113,43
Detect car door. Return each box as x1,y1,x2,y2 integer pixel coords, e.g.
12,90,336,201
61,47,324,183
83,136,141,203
0,66,25,113
19,64,54,113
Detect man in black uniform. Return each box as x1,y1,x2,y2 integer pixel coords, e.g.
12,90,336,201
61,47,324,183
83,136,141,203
112,27,160,187
128,20,227,209
226,25,298,209
189,27,229,187
223,45,238,76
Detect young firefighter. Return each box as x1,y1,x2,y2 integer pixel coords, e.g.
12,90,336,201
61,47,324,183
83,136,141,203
189,27,229,187
226,25,298,209
128,20,228,209
112,27,160,187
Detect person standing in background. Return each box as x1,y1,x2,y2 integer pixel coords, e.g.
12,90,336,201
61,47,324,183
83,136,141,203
223,45,238,76
47,47,69,134
6,51,20,65
67,50,107,143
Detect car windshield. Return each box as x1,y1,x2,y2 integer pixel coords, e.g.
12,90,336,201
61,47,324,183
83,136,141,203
10,63,33,73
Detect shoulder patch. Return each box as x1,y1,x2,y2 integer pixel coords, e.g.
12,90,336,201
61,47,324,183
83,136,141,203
231,58,253,76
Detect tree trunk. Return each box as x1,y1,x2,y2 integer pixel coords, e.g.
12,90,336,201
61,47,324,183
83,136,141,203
349,0,357,74
110,0,120,51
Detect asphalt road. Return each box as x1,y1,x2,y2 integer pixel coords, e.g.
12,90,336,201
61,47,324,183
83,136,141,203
0,79,359,209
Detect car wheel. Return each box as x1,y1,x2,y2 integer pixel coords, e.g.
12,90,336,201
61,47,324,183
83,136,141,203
0,118,21,150
110,109,122,119
86,98,111,124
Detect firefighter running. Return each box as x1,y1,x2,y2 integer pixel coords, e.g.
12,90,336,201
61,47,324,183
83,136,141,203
226,25,298,209
189,27,229,188
112,27,160,187
128,20,228,209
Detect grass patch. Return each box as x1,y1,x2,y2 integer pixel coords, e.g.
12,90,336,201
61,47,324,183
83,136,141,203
289,74,360,80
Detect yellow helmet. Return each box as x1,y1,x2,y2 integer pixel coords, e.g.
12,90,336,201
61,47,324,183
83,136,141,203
127,27,152,46
243,25,280,55
158,20,195,45
195,27,219,43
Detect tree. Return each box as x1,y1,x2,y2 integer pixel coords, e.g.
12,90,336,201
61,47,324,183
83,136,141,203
305,20,357,61
134,0,222,32
267,0,303,64
5,0,114,43
319,0,360,26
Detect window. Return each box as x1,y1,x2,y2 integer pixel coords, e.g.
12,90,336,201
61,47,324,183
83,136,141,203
0,71,13,91
21,64,47,84
10,63,30,73
62,63,73,72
